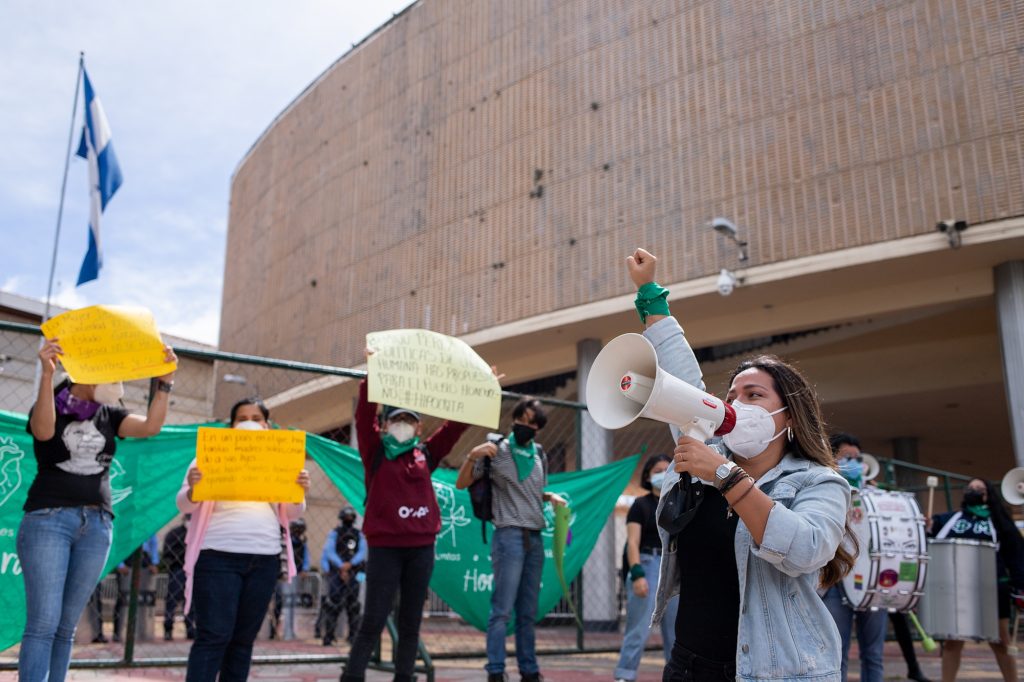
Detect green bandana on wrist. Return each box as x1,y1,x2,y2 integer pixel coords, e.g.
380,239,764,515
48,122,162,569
382,433,420,460
966,503,991,519
507,432,537,481
634,282,670,324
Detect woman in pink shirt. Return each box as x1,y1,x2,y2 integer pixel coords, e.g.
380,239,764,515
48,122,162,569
176,399,309,682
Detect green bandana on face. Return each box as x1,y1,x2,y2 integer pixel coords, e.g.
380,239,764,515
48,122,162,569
508,432,537,481
382,433,420,460
966,503,991,519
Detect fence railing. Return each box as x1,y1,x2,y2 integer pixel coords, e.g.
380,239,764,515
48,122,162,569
0,319,978,673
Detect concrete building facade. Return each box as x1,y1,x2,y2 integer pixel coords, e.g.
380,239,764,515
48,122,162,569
222,0,1024,482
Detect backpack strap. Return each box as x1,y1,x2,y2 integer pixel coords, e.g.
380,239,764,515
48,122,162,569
481,457,492,544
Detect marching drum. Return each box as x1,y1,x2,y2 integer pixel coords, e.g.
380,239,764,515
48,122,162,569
918,539,1000,642
840,488,928,612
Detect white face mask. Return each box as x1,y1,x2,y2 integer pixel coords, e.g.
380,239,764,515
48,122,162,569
649,471,667,492
234,419,266,431
93,382,124,405
387,422,417,443
721,400,788,460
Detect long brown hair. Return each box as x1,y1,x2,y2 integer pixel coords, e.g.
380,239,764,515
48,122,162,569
729,355,858,588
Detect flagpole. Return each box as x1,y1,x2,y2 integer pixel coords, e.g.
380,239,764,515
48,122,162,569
43,52,84,323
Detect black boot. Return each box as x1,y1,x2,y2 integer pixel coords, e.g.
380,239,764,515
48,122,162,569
487,675,508,682
520,674,544,682
392,675,416,682
339,672,364,682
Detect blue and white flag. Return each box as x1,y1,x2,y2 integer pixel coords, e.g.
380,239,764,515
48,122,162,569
75,67,123,286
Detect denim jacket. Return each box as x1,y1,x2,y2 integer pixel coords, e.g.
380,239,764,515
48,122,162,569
645,317,849,681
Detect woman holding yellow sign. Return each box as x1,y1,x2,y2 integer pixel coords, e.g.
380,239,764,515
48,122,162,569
176,398,310,682
18,337,176,682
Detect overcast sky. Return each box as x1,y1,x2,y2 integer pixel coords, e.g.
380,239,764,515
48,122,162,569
0,1,412,345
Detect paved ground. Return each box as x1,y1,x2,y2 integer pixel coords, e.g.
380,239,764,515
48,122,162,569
0,641,1017,681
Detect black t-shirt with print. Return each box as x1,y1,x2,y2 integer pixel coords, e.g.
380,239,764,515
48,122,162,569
626,493,662,552
24,405,129,514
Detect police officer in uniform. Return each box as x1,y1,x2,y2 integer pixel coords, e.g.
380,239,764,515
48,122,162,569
321,506,366,646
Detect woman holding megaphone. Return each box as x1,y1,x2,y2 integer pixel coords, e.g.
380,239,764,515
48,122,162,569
621,249,856,682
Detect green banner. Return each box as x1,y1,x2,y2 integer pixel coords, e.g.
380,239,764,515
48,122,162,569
0,410,206,653
0,411,637,651
311,441,638,632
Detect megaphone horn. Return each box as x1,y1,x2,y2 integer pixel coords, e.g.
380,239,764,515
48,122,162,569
1000,467,1024,506
861,453,881,482
585,333,736,442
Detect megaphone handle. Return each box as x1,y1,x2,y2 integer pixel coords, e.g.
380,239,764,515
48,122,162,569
678,419,714,444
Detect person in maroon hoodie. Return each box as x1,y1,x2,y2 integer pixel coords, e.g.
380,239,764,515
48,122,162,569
339,376,470,682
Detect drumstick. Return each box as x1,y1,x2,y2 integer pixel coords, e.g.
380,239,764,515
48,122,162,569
907,611,937,652
925,476,938,521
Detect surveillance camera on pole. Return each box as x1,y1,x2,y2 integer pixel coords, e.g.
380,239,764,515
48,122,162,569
936,219,968,249
716,269,740,296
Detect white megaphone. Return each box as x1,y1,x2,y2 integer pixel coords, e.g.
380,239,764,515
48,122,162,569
861,453,881,481
585,333,736,441
1001,468,1024,506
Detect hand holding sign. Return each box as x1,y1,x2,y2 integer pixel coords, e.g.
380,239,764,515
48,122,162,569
366,329,501,429
40,305,177,384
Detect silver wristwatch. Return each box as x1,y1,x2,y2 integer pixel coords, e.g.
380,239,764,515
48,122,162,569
714,460,738,490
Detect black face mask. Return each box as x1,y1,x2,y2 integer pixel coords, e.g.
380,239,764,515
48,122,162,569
512,423,537,444
962,489,985,507
341,517,355,527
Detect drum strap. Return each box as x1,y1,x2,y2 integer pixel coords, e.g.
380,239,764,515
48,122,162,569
934,511,963,540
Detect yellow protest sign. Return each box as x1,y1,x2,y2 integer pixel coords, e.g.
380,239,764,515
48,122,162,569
40,305,176,384
367,329,501,429
192,427,306,503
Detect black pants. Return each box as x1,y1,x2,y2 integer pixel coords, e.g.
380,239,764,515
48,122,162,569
164,568,196,637
889,612,924,675
342,545,434,680
323,570,361,643
663,642,735,682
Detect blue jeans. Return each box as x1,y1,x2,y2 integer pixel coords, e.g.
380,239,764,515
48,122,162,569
486,527,544,675
186,550,279,682
822,585,886,682
17,506,113,682
615,552,679,680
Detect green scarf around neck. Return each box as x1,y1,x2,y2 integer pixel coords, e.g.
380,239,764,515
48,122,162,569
508,432,537,481
382,433,420,460
966,503,991,519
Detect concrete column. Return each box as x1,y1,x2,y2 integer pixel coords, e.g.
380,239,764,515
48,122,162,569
890,436,918,488
995,262,1024,467
577,338,618,629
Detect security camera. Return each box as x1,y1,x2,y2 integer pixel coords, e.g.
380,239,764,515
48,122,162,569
936,219,968,249
716,268,739,296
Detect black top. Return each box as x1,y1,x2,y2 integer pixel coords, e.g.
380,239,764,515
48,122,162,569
24,405,129,515
626,493,662,553
676,484,740,663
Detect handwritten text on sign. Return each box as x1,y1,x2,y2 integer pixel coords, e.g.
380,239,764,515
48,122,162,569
40,305,176,384
367,329,500,429
193,427,306,503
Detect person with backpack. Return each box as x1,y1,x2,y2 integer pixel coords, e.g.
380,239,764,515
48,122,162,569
339,370,471,682
321,506,367,646
613,453,679,682
455,398,567,682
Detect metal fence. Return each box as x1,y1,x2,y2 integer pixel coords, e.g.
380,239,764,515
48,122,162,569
0,320,975,674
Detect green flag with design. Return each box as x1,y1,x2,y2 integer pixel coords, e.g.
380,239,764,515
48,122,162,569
311,438,638,632
0,411,636,651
